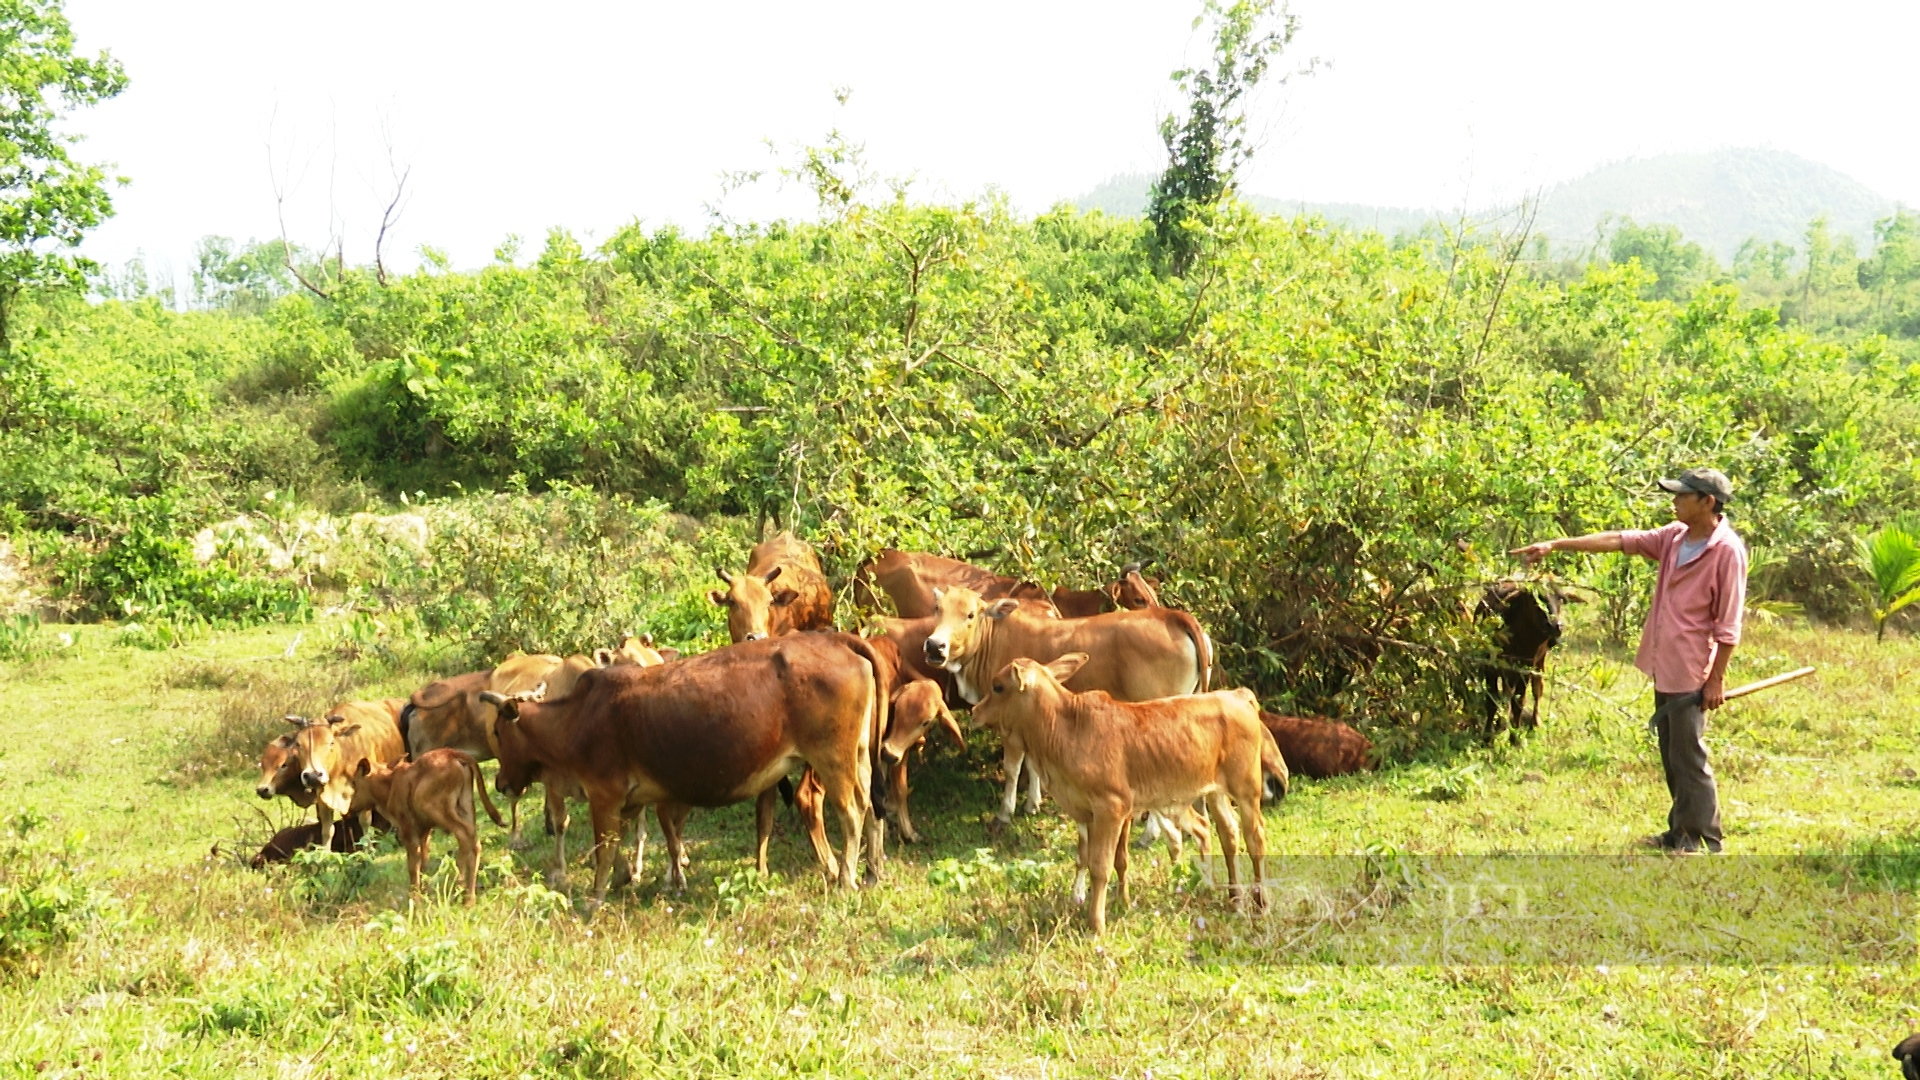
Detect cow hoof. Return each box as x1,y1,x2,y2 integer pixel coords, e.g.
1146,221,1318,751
507,835,534,851
898,827,922,845
986,817,1010,836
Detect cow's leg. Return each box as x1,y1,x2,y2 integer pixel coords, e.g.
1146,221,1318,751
546,787,572,890
793,773,839,882
506,791,530,849
454,819,479,905
586,799,623,911
1185,805,1216,888
1114,815,1133,910
625,808,647,885
889,759,920,844
354,809,373,846
1206,791,1244,906
658,803,691,893
1085,806,1125,935
1232,786,1268,913
815,764,868,890
1071,820,1090,904
754,786,777,876
863,800,886,886
403,824,425,894
1023,758,1043,816
316,805,336,852
998,745,1025,824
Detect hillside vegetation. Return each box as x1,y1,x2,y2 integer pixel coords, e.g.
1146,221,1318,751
4,181,1918,748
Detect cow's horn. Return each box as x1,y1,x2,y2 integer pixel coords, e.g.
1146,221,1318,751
762,565,783,584
1122,561,1143,575
283,714,307,728
478,691,507,707
716,567,734,585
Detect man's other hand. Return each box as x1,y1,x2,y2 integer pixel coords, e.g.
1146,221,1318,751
1510,541,1553,566
1702,677,1725,710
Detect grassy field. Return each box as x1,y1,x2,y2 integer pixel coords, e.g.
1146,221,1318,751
0,616,1917,1077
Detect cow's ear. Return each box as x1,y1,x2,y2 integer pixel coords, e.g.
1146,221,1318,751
707,589,729,607
1045,653,1091,683
639,632,654,647
770,587,799,606
985,598,1021,620
594,648,615,667
931,586,944,603
762,565,783,585
356,759,372,777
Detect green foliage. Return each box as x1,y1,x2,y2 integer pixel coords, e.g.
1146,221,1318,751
0,612,52,662
1607,217,1715,301
714,867,782,915
189,236,300,314
1146,0,1300,274
0,809,110,970
1804,829,1920,891
354,936,481,1016
0,0,128,348
928,848,1053,895
1856,520,1920,641
287,841,382,908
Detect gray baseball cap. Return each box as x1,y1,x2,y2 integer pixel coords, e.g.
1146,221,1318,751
1656,467,1733,504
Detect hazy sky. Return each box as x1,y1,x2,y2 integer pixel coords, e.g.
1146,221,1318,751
62,0,1917,283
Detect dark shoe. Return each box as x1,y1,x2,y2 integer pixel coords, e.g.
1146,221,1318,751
1667,834,1723,856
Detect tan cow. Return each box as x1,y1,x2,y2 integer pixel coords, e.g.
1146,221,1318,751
595,633,670,668
921,585,1212,823
254,733,314,807
354,748,506,905
875,677,967,844
970,654,1280,934
291,698,409,849
852,549,1054,619
710,531,834,642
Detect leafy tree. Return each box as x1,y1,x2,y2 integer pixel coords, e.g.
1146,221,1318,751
1732,238,1795,285
191,236,299,313
1857,520,1920,642
0,0,127,349
1607,218,1714,301
1146,0,1300,275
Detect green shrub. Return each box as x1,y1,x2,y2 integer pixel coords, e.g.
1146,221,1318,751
0,613,53,662
0,809,113,971
357,937,481,1016
287,841,384,908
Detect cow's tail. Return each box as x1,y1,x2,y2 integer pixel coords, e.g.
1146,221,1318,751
1166,609,1214,693
398,703,416,759
837,633,892,810
1258,723,1290,802
460,751,506,827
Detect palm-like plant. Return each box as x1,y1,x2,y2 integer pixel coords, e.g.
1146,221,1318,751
1858,522,1920,642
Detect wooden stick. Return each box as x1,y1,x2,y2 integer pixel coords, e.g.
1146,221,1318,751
1723,665,1817,702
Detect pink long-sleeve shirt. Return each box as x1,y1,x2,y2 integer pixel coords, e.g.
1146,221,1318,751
1620,519,1748,693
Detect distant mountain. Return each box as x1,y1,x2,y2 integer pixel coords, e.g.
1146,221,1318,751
1072,150,1899,262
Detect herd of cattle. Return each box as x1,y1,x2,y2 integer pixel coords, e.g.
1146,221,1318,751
250,533,1558,933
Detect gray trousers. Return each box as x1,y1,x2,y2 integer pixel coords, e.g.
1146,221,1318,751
1653,691,1722,850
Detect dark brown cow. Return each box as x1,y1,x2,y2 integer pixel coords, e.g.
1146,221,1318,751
970,654,1280,935
1050,563,1164,616
921,585,1213,823
248,817,367,868
711,531,835,642
482,632,891,907
356,748,505,905
1477,582,1567,738
1259,712,1375,779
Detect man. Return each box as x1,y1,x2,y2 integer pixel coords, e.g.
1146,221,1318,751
1511,468,1747,855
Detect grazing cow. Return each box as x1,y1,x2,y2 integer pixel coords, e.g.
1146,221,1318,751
921,585,1212,823
711,531,835,642
876,675,968,844
254,733,315,807
249,817,368,869
354,748,505,904
482,632,891,907
970,654,1280,934
1477,581,1566,738
291,699,409,849
852,549,1053,619
595,633,669,668
1259,712,1375,779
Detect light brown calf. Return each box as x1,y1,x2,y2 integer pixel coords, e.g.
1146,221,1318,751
969,654,1280,935
355,748,506,904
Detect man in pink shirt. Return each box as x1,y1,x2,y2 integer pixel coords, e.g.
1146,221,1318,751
1512,468,1747,855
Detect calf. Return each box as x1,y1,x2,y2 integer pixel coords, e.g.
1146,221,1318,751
291,699,409,849
254,733,314,808
710,531,835,641
876,676,967,844
1259,712,1375,779
970,654,1281,934
355,749,505,904
248,817,366,869
1477,582,1565,738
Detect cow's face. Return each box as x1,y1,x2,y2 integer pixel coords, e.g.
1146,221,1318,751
255,733,315,806
1112,565,1160,610
972,654,1089,732
293,715,362,791
595,634,663,668
923,587,1020,670
881,681,966,764
709,566,796,642
479,690,541,795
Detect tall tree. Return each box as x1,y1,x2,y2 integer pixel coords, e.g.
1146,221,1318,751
0,0,127,350
1146,0,1301,275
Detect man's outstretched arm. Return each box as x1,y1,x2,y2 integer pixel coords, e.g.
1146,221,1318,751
1510,532,1626,566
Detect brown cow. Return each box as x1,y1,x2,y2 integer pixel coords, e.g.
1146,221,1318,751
291,698,409,849
875,674,967,844
1259,712,1375,779
970,654,1280,934
355,748,505,904
254,733,315,807
710,531,835,642
249,816,367,869
921,585,1213,823
595,633,668,668
1477,582,1568,739
482,632,890,907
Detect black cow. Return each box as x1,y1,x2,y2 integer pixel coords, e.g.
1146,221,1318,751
1477,582,1565,739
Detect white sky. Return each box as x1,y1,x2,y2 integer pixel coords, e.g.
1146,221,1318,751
63,0,1919,284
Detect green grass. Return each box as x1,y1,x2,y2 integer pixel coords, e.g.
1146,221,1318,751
0,616,1918,1076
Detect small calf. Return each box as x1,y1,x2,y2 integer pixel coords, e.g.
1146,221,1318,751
249,817,366,869
970,653,1282,934
1259,712,1375,779
355,748,505,904
877,678,968,843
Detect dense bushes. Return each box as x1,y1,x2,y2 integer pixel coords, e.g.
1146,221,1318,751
2,193,1915,741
